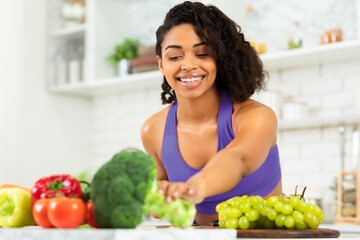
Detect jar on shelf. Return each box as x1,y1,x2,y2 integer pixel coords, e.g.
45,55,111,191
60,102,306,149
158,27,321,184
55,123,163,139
61,0,86,27
320,23,343,44
287,22,303,50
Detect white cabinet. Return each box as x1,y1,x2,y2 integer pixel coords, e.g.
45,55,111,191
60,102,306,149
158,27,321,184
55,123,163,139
48,0,135,89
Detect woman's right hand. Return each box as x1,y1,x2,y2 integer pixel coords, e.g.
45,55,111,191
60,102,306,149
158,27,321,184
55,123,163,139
157,179,205,204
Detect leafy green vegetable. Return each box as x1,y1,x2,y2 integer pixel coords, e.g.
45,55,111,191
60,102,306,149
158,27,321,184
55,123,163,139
144,187,196,228
90,148,196,228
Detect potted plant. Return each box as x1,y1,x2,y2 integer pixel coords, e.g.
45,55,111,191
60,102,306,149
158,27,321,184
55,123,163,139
107,37,140,76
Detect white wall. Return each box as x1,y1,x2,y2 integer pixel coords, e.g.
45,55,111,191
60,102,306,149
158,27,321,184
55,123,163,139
0,0,91,187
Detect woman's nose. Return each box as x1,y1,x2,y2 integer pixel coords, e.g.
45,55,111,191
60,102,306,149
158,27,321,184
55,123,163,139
181,55,197,70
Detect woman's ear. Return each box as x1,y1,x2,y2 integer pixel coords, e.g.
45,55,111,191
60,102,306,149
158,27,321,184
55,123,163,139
157,55,164,75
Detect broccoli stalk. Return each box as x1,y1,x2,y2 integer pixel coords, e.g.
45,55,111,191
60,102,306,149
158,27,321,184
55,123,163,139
90,148,196,228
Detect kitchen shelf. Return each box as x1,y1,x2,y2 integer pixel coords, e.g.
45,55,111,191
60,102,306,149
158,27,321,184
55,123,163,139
262,40,360,71
278,114,360,131
49,24,87,37
48,40,360,97
49,70,163,98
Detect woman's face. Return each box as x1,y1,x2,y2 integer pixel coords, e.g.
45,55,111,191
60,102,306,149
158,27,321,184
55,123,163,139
157,24,217,100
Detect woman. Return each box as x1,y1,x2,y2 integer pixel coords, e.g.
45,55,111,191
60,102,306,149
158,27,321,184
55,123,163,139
141,1,282,225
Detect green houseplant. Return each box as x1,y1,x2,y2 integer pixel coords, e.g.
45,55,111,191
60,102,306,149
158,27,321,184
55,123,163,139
107,37,140,76
107,38,140,67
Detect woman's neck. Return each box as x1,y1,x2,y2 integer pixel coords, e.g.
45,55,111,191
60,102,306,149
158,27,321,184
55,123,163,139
176,89,221,125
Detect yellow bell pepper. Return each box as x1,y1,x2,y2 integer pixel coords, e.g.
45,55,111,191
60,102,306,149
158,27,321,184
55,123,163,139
0,187,35,227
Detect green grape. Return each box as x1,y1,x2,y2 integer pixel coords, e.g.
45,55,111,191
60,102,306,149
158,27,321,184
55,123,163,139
292,210,304,223
228,207,242,218
305,203,315,213
275,214,286,227
216,202,228,213
229,197,242,208
240,202,251,213
307,214,320,229
249,221,257,229
267,209,277,221
219,219,226,228
312,205,323,218
238,216,250,230
219,207,231,219
245,209,259,222
247,196,257,205
257,215,266,228
284,215,295,229
279,195,290,203
252,203,262,212
254,196,264,205
319,213,325,222
304,212,315,223
260,206,270,216
281,203,293,215
295,221,308,230
266,196,278,207
225,218,239,229
289,196,300,208
264,219,275,229
274,201,283,212
296,200,307,212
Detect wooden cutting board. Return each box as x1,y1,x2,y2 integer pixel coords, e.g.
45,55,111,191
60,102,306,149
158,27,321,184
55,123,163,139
144,226,340,238
192,226,340,238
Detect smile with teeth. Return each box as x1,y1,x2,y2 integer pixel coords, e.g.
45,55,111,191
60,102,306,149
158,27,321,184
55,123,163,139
178,76,205,83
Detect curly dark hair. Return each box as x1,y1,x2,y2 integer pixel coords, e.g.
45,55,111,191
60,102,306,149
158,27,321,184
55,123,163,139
156,1,267,104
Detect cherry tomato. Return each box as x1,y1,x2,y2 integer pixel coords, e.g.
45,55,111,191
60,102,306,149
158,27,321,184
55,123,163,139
32,198,54,228
86,200,100,228
47,197,86,228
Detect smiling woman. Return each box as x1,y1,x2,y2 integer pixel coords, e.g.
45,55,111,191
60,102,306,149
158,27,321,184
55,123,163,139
141,1,282,225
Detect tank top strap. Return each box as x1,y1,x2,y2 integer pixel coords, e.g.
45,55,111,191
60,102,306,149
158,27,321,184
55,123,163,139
217,91,235,151
163,101,178,137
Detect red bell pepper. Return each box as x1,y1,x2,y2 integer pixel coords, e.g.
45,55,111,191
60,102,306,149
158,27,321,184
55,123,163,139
32,174,82,205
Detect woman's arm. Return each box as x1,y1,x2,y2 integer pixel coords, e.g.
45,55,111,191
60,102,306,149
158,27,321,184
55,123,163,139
163,102,278,203
141,113,168,181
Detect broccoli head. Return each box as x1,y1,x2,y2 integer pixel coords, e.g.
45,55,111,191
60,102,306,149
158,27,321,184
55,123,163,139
91,148,196,228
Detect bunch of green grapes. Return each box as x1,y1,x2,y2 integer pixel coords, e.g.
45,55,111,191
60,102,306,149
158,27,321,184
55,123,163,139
216,191,324,230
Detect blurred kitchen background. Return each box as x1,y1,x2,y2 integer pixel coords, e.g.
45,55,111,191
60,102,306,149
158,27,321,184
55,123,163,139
1,0,360,224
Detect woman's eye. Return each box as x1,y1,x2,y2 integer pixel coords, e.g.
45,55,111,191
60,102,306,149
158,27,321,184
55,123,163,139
168,56,181,60
196,53,209,57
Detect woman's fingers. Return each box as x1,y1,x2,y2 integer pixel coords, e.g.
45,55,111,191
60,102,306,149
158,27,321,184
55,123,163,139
159,182,191,202
158,180,203,203
158,180,170,195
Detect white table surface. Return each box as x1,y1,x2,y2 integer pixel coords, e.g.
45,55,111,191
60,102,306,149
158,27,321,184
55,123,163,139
0,221,358,240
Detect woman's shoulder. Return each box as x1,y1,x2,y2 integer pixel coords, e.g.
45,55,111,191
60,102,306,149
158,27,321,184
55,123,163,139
141,105,171,155
232,98,278,132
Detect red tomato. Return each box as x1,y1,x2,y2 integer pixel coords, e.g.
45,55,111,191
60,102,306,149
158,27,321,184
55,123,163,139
86,200,100,228
32,198,54,228
47,197,86,228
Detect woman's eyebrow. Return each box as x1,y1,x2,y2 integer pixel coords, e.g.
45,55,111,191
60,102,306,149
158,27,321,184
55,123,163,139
165,45,182,50
165,42,207,51
193,42,206,47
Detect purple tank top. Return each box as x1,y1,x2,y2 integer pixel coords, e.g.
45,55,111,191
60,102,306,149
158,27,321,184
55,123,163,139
161,91,281,214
